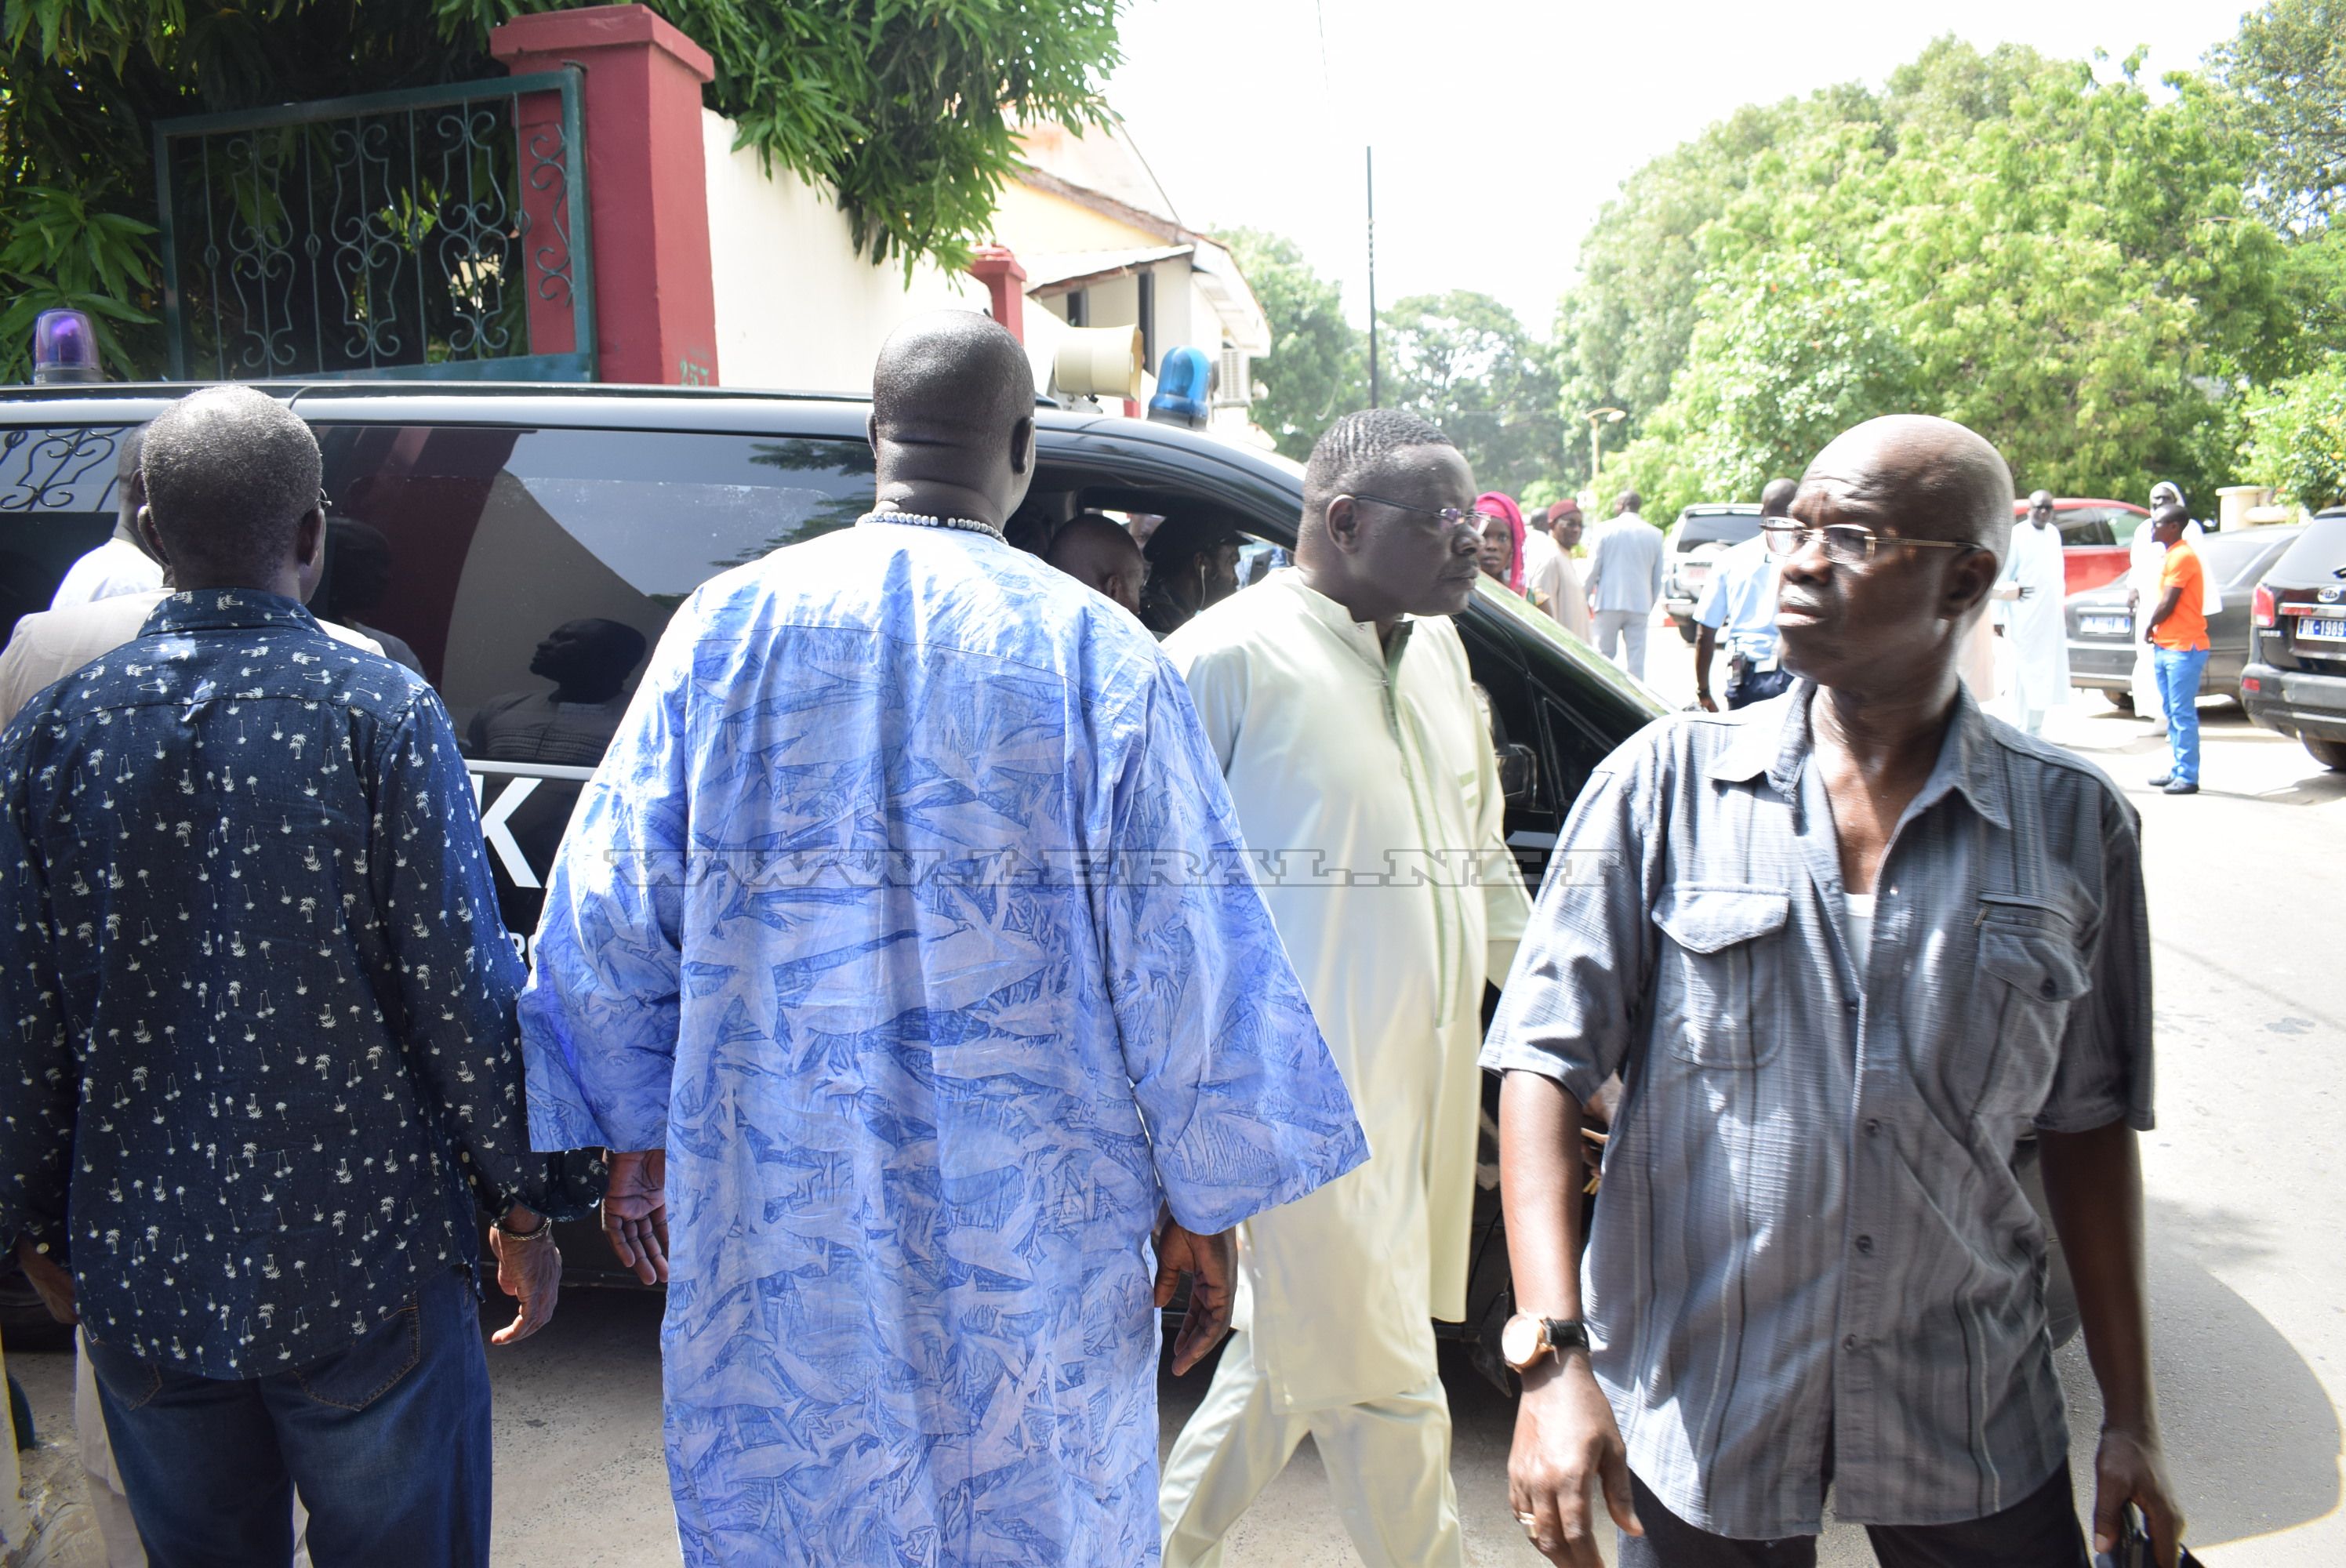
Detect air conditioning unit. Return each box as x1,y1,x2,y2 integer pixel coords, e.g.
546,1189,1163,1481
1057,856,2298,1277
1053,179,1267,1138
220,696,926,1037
1214,347,1252,406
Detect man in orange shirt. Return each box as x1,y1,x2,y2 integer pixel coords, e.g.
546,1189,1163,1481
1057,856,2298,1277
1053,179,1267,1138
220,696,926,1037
2142,503,2209,794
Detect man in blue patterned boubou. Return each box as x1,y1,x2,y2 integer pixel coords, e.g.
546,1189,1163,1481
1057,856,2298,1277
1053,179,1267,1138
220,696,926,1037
520,311,1367,1567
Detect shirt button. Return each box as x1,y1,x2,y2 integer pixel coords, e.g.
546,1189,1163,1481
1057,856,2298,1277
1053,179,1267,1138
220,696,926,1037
1864,1119,1882,1137
2039,976,2058,998
1843,1334,1861,1352
1854,1234,1875,1254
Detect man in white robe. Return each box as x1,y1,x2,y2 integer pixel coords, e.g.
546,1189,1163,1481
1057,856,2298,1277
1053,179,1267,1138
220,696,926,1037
1157,409,1534,1568
46,428,162,608
1526,501,1592,641
1992,491,2071,735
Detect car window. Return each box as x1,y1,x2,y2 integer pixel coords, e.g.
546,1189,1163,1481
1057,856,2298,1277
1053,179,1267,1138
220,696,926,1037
2055,514,2115,548
0,424,133,639
2198,528,2296,590
2105,510,2149,546
1672,512,1761,550
314,424,871,715
311,423,874,941
2270,516,2346,581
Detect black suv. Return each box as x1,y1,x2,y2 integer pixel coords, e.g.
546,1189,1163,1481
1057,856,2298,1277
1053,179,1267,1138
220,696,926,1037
0,381,1663,1348
2243,508,2346,771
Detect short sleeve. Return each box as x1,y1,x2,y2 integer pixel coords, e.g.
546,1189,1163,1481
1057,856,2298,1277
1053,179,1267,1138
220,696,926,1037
2035,794,2154,1134
2158,548,2195,598
1694,561,1730,628
1480,739,1667,1102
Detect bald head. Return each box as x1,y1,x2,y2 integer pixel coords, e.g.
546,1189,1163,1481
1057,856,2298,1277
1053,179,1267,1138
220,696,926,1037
867,311,1037,531
1044,514,1146,615
1778,415,2011,698
1759,477,1798,517
1797,415,2014,565
140,385,322,590
873,311,1034,441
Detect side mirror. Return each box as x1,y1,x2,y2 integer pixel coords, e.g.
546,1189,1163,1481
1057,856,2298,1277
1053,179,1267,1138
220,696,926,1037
1495,742,1538,806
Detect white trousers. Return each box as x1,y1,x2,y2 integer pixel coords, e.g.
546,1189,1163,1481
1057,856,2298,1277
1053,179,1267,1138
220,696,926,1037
1159,1331,1464,1568
2130,644,2166,726
1592,608,1651,680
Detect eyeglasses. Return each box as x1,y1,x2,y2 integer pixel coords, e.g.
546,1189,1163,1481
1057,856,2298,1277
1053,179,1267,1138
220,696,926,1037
1760,521,1982,568
1353,492,1496,532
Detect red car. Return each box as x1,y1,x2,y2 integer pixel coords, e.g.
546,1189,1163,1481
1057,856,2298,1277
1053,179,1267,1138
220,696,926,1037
2012,498,2152,596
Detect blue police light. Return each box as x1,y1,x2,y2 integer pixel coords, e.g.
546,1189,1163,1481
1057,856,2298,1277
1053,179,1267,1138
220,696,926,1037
32,307,103,385
1147,345,1211,429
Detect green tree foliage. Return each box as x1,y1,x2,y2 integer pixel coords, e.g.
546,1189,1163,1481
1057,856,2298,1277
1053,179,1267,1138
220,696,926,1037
2209,0,2346,229
1573,38,2302,524
1218,227,1360,462
0,0,1123,377
1378,290,1562,499
2241,358,2346,510
1611,256,1913,511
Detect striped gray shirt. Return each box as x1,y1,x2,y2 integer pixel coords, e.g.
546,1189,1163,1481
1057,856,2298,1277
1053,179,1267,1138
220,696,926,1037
1482,681,2152,1538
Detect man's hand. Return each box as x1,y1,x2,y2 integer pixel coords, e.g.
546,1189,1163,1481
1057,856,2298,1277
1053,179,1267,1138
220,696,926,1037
602,1149,670,1285
1509,1356,1641,1566
14,1236,75,1325
487,1204,561,1345
2094,1425,2187,1568
1154,1218,1236,1375
1696,692,1720,713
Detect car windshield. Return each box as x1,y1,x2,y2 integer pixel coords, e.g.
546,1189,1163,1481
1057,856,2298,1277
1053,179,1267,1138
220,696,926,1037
1674,512,1761,550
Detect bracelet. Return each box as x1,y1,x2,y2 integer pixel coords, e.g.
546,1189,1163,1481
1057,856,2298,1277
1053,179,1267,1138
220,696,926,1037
495,1211,553,1241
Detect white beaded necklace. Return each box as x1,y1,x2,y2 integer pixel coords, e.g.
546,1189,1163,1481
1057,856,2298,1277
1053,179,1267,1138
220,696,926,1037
857,509,1005,543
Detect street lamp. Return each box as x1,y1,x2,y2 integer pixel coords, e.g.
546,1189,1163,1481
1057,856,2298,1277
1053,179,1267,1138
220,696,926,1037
1584,407,1626,488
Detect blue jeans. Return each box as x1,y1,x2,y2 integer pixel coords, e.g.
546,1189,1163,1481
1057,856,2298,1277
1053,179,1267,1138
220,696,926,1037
84,1267,491,1568
2155,647,2210,784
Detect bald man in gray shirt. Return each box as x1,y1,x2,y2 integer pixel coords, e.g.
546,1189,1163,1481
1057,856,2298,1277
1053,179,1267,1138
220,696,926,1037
1486,418,2184,1568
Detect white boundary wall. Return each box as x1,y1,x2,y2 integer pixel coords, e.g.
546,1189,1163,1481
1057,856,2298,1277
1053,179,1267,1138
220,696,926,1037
703,111,986,394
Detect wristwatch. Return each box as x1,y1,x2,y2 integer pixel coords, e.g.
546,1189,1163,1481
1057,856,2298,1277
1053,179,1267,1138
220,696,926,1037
1500,1313,1589,1372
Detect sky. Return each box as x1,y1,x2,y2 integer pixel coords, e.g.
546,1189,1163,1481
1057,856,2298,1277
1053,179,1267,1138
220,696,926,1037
1102,0,2261,333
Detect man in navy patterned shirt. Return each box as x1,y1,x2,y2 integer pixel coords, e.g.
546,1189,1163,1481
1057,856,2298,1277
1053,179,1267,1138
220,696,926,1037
0,386,561,1568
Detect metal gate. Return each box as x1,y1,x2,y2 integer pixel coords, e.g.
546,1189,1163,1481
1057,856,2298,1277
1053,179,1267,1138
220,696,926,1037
153,71,595,383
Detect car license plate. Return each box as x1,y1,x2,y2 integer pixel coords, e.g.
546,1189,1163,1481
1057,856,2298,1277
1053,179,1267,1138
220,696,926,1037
2082,613,2130,637
2298,615,2346,641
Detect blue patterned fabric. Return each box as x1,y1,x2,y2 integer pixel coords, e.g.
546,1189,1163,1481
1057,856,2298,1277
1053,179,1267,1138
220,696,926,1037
0,590,540,1379
520,519,1367,1567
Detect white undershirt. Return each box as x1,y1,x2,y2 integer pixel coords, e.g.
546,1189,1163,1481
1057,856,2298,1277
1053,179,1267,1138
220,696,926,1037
1845,892,1876,972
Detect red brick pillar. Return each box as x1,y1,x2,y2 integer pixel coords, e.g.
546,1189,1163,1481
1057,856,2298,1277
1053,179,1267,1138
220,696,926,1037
492,4,718,385
970,246,1027,343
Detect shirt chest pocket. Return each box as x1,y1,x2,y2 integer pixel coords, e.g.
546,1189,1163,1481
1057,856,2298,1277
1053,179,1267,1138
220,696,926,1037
1966,898,2092,1115
1653,884,1790,1069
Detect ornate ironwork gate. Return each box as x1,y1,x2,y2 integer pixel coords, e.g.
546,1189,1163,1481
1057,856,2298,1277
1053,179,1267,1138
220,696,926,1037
153,71,595,382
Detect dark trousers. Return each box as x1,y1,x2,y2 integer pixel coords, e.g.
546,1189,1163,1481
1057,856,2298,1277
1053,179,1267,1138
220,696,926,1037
1618,1466,2091,1568
84,1267,492,1568
1726,663,1795,710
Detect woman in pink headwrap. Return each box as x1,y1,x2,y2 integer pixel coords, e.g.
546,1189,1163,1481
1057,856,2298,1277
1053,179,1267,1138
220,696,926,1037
1474,492,1542,606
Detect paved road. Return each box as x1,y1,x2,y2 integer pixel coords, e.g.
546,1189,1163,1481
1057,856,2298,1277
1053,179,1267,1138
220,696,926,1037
10,612,2342,1566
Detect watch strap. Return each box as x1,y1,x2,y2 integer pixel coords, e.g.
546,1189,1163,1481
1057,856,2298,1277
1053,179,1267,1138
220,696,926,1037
1542,1317,1589,1356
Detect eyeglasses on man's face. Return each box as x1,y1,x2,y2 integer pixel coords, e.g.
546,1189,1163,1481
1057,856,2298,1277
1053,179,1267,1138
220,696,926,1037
1760,521,1983,568
1352,492,1495,533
